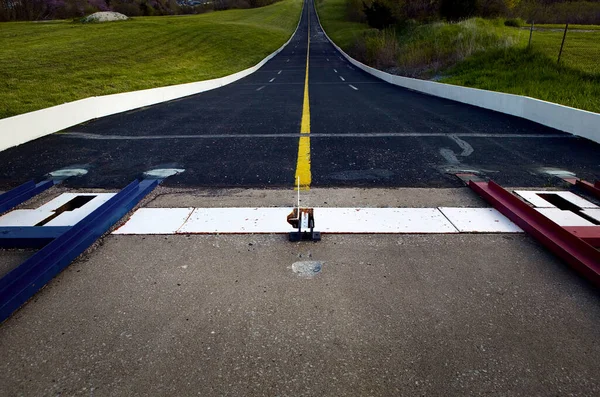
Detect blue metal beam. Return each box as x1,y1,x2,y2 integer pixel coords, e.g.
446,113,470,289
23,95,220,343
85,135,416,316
0,178,159,323
0,227,71,248
0,180,55,214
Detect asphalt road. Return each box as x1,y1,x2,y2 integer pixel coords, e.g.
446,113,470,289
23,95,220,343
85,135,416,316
0,0,599,190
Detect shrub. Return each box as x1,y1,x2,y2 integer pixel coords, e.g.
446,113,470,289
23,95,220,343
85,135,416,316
440,0,478,21
363,0,397,29
504,17,524,26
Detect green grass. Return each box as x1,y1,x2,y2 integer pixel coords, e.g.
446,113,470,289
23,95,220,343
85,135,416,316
441,25,600,112
316,0,373,49
316,0,600,113
535,24,600,31
0,0,302,119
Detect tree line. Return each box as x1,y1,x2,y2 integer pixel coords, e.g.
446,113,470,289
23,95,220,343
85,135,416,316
0,0,282,21
351,0,600,27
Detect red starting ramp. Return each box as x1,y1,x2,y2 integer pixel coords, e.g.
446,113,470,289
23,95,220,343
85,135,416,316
458,175,600,288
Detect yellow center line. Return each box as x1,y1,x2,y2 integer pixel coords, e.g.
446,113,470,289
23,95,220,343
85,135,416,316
294,5,311,191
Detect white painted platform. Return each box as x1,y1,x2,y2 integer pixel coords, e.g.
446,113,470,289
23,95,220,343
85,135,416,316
439,208,523,233
0,193,115,227
582,209,600,223
0,209,54,227
112,207,523,235
514,190,598,209
535,208,596,226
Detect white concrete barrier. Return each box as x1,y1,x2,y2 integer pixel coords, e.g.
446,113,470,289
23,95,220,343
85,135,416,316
0,2,304,152
314,7,600,144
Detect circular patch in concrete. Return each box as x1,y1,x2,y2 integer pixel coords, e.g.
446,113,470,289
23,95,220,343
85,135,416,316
48,168,88,179
291,261,322,278
144,168,185,179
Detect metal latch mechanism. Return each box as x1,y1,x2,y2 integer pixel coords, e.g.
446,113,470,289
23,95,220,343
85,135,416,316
287,207,321,242
287,177,321,242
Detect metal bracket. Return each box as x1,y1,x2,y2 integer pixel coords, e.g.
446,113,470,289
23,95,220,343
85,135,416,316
287,208,321,242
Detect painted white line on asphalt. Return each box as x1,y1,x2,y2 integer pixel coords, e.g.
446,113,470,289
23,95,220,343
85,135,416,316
339,76,345,81
270,78,276,82
349,84,358,90
114,208,194,234
514,190,598,209
438,208,523,233
256,86,266,91
333,69,338,73
112,207,522,235
278,70,282,75
286,59,290,62
326,58,329,61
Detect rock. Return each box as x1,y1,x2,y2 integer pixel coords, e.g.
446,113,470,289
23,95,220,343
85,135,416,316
82,12,129,23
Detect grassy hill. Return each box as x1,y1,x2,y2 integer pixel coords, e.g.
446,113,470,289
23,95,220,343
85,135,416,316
0,0,302,119
316,0,600,113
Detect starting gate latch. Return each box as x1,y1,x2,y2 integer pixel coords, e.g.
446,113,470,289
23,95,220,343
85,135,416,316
287,208,321,242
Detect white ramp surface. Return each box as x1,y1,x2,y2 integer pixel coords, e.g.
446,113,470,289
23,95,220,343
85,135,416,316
514,190,599,209
439,208,523,233
0,193,115,227
535,208,596,226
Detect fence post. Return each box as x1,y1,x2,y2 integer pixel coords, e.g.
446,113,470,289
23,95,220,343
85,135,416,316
528,20,534,49
557,23,569,64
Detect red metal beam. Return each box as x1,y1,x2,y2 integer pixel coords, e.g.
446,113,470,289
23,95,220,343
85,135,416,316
563,177,600,200
564,227,600,248
576,179,600,199
467,179,600,287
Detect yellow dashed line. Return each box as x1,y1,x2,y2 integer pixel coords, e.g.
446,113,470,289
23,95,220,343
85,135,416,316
294,7,311,190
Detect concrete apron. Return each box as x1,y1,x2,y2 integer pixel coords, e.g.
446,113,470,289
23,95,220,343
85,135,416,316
1,187,599,395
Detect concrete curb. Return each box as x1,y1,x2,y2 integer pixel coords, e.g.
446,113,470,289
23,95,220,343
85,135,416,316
0,1,305,152
314,4,600,144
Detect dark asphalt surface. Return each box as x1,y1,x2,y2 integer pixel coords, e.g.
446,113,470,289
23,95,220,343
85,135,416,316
0,0,598,189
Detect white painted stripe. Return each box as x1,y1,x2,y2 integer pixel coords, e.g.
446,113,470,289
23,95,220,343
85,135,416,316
113,208,194,234
256,86,266,91
333,69,338,73
339,76,345,81
514,190,598,209
112,207,522,235
269,78,275,82
180,208,293,234
326,58,329,61
439,208,522,233
317,208,456,233
349,85,358,90
278,70,282,75
286,59,290,62
535,208,596,226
